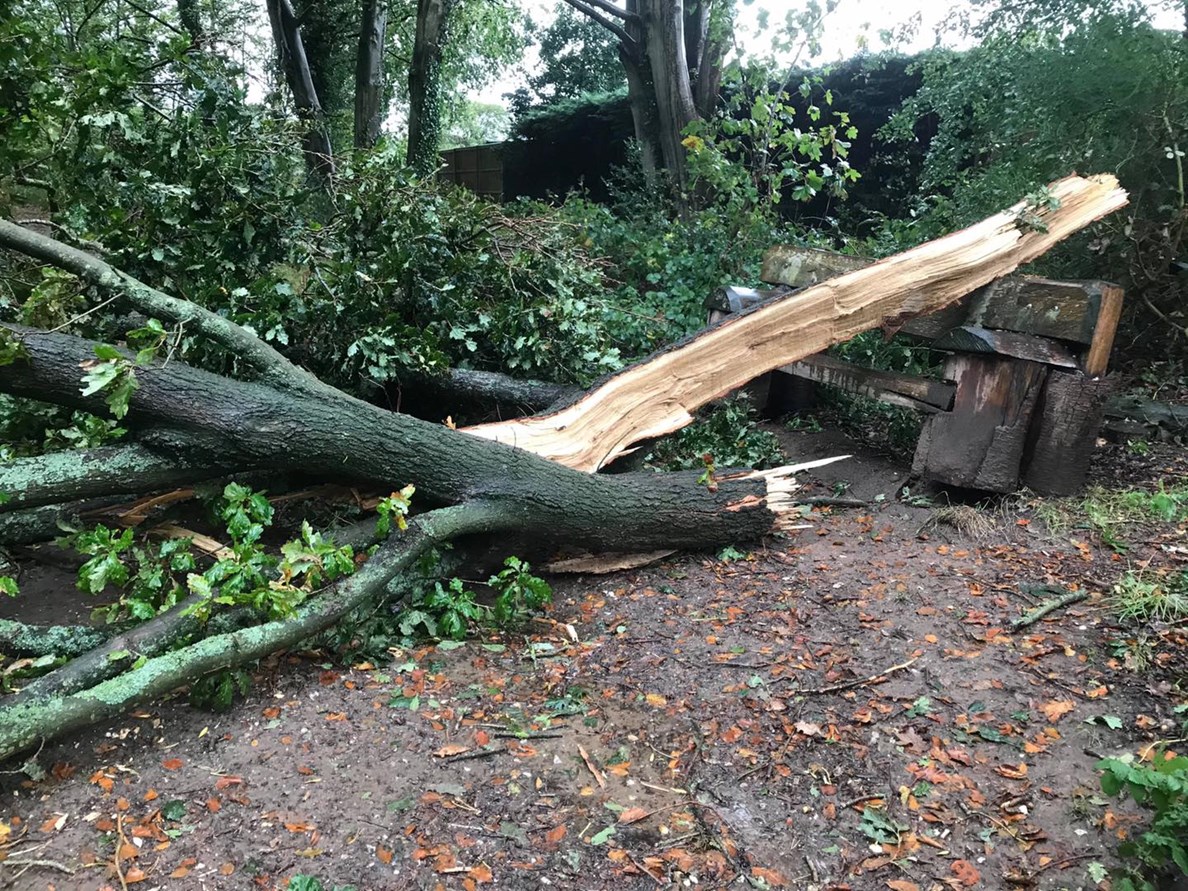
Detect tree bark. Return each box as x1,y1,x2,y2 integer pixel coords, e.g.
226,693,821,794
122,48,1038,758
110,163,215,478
0,328,805,554
0,442,232,514
266,0,336,178
642,0,697,193
407,0,453,175
354,0,388,149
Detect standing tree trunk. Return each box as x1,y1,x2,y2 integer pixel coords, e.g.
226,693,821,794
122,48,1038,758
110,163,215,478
562,0,730,194
407,0,453,175
354,0,388,149
642,0,698,193
266,0,336,179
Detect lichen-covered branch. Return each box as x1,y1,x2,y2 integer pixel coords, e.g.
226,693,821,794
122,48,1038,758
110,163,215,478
0,501,512,762
0,441,231,514
0,220,335,398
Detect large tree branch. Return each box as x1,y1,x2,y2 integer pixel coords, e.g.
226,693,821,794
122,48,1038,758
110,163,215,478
0,326,813,553
464,174,1130,471
0,441,234,513
561,0,638,51
0,220,337,399
0,501,513,762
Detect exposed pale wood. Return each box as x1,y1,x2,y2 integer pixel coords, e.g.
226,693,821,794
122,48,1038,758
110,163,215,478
930,326,1079,367
1023,371,1116,496
543,550,676,574
912,355,1049,491
465,175,1128,471
762,246,1120,346
149,524,233,559
1083,284,1124,376
779,354,955,412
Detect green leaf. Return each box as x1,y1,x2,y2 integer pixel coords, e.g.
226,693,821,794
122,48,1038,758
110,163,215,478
589,825,616,845
0,576,17,597
162,799,187,821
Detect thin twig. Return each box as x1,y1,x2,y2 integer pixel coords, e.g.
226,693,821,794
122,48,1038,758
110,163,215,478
1010,590,1088,630
1,858,76,875
793,656,919,695
114,813,129,891
627,850,664,886
578,744,606,788
444,746,507,763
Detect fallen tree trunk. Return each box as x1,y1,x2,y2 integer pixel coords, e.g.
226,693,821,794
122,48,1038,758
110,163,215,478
466,174,1128,471
0,175,1127,763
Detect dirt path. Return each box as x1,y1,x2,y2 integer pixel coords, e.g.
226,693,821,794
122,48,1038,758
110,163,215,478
2,428,1185,891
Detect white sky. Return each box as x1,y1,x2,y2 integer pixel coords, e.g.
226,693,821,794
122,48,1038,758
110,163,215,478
474,0,1184,104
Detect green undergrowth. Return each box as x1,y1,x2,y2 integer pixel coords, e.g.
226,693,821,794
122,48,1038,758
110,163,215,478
1035,483,1188,553
1099,751,1188,891
646,395,783,472
3,483,551,711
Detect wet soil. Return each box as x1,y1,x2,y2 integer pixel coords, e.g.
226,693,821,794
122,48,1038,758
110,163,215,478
2,427,1187,891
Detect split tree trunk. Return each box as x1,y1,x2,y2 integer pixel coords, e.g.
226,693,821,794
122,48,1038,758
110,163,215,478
466,174,1128,472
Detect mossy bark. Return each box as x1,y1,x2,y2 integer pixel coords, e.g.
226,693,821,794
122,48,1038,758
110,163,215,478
0,503,510,762
0,327,790,553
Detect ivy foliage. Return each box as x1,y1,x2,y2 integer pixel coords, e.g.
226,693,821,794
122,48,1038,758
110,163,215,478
878,3,1187,360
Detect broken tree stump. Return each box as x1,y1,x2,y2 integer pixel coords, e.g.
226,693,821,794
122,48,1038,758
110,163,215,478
911,355,1050,491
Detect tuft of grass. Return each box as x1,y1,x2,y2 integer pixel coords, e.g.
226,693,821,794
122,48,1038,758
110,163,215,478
919,504,998,541
1032,483,1188,551
1113,569,1188,624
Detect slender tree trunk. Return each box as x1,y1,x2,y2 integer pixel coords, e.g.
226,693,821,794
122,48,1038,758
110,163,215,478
266,0,336,178
620,0,660,179
642,0,698,194
355,0,388,149
683,0,726,118
407,0,453,175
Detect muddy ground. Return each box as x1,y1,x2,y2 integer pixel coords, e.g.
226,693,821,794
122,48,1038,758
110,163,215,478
2,423,1186,891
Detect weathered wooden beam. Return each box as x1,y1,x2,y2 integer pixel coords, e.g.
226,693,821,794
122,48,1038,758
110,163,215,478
1083,284,1124,376
779,354,955,413
912,355,1049,491
1023,371,1116,496
466,175,1127,472
760,246,1123,351
930,325,1079,368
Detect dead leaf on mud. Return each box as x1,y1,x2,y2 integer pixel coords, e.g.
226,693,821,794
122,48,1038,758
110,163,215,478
950,859,981,886
794,720,824,738
887,881,921,891
618,807,649,824
1040,700,1076,722
434,743,470,758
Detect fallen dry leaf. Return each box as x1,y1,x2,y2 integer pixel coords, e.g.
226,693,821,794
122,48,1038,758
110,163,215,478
434,743,470,758
1040,700,1076,722
161,758,183,771
619,807,649,824
951,859,981,887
